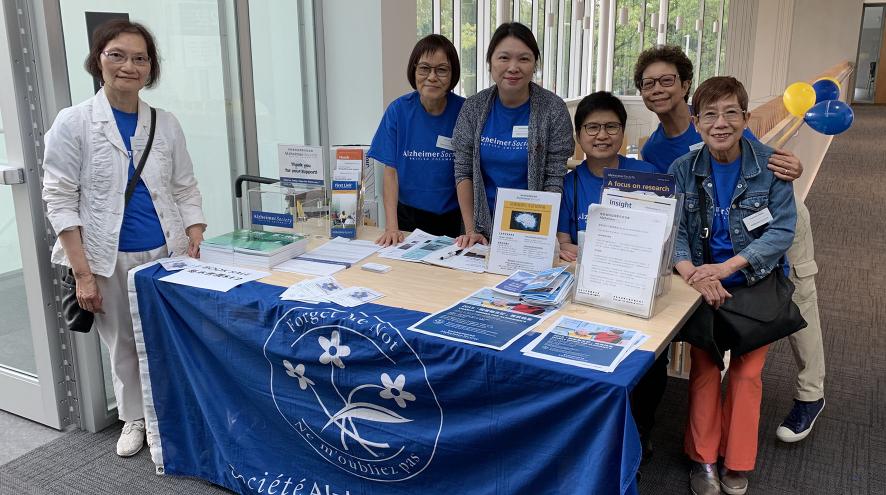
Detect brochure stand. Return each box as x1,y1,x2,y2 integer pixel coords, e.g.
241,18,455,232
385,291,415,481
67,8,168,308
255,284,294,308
246,183,330,238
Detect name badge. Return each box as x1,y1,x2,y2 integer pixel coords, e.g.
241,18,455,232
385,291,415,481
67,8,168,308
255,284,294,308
689,141,704,151
436,135,453,150
131,136,148,151
512,125,529,138
743,207,773,230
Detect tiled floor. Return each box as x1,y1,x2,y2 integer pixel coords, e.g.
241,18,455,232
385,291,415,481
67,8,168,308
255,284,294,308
0,409,67,466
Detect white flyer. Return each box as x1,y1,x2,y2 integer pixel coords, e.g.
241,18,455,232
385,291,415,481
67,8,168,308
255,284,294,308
159,262,269,292
157,257,201,272
377,229,438,261
278,144,324,186
423,243,489,273
486,188,561,276
328,287,384,307
573,205,667,318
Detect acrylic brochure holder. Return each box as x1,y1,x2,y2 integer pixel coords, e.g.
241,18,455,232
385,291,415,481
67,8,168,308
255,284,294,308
246,183,330,238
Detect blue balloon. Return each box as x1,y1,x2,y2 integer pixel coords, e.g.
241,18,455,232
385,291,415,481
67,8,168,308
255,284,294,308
812,79,840,103
804,100,854,135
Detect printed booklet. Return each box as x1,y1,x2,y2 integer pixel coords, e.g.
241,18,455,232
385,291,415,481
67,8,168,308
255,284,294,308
521,316,648,372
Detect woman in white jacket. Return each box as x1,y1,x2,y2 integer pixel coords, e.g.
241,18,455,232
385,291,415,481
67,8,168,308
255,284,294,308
42,20,205,457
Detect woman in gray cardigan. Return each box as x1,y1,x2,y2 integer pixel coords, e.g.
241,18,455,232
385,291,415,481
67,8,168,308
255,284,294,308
452,22,574,246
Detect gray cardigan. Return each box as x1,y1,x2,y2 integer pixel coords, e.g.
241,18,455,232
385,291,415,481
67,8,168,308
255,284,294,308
452,82,574,237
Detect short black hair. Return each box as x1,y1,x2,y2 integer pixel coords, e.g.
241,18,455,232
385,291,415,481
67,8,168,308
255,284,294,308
486,22,540,65
407,34,461,91
84,19,160,88
573,91,628,132
691,76,749,116
633,45,693,102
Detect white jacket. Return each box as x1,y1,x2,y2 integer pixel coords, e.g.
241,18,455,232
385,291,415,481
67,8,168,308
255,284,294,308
42,88,205,277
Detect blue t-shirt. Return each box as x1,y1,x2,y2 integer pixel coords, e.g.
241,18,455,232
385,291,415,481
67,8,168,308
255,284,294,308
479,96,530,216
367,91,465,213
642,122,757,174
112,108,165,253
709,155,745,287
557,155,658,243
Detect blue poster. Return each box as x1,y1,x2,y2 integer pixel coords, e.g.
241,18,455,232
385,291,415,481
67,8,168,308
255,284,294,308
408,288,558,350
131,264,654,495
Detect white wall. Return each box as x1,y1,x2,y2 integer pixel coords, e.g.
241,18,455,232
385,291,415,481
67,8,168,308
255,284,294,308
787,0,864,83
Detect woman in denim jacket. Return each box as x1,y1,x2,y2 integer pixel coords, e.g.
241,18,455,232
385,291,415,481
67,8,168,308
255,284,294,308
669,77,796,495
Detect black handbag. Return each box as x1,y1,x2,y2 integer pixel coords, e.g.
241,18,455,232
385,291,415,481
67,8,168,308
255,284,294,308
678,174,806,367
60,108,157,333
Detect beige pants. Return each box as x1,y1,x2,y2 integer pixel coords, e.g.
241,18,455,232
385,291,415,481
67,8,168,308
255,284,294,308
93,245,168,421
786,202,825,402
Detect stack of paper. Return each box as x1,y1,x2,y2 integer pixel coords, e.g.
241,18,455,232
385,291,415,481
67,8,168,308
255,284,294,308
521,316,648,373
200,230,308,269
378,229,488,273
275,237,382,276
492,267,574,306
280,276,383,308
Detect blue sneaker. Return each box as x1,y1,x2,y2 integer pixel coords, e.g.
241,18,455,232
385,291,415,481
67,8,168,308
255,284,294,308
776,398,825,442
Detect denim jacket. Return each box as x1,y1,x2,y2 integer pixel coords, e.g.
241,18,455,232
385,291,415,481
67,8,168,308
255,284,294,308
669,137,797,286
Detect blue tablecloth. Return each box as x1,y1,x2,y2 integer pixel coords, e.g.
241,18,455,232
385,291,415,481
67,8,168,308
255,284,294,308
131,264,654,495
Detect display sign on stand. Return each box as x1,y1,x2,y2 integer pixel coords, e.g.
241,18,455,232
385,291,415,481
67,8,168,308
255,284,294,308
486,188,561,276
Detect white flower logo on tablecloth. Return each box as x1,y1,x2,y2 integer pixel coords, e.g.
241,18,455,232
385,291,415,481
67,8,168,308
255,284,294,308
379,373,416,408
318,330,350,369
282,360,313,390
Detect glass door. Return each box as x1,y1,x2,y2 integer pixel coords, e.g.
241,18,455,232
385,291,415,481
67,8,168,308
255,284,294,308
0,1,68,429
855,4,885,103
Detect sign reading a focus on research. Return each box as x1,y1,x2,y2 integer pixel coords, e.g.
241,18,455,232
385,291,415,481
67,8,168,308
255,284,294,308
279,144,325,186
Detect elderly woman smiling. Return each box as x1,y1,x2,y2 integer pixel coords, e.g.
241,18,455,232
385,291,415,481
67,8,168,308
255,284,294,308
669,76,797,495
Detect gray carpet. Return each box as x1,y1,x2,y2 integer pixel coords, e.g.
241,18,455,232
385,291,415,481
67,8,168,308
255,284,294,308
1,107,884,494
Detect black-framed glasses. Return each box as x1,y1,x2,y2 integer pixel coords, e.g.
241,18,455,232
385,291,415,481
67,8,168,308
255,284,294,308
581,122,623,136
415,64,451,78
102,50,151,66
640,74,678,91
698,109,747,124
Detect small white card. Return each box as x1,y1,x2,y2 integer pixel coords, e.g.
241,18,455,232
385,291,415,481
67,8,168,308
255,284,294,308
361,262,391,273
742,207,773,230
131,136,148,151
436,135,453,150
512,125,529,139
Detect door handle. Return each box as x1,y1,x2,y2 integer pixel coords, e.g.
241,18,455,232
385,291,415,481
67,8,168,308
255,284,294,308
0,164,25,185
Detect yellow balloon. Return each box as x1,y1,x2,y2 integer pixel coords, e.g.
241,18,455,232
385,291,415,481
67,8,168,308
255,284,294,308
816,76,842,91
783,82,817,118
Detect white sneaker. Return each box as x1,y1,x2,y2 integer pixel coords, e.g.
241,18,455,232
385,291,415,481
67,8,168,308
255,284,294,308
116,419,146,457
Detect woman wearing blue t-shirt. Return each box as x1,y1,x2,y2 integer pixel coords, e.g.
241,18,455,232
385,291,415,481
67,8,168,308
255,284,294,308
368,35,465,246
556,92,657,261
42,20,205,457
671,77,796,495
452,23,574,247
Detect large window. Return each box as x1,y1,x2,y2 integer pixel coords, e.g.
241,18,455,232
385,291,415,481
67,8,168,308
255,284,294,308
417,0,730,98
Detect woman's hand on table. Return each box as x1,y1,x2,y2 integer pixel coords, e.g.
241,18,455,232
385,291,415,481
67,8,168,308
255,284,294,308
375,229,404,247
186,224,205,258
455,232,488,248
559,242,578,262
75,272,104,314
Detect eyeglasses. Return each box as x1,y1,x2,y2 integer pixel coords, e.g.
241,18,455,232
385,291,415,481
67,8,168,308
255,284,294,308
102,50,151,66
416,64,451,78
640,74,678,91
581,122,623,136
698,109,747,124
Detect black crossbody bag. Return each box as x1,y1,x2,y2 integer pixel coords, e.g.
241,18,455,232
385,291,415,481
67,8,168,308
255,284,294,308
60,108,157,333
678,174,806,367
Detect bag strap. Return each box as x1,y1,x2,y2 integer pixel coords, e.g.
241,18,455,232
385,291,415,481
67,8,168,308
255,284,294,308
124,107,157,207
695,174,713,265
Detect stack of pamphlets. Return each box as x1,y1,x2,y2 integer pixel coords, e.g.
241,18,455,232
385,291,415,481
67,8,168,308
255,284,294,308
521,316,648,372
378,229,489,273
200,230,308,269
492,267,574,306
279,276,383,308
275,237,382,276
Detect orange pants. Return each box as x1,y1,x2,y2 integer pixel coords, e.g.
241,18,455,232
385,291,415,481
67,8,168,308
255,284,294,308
684,344,769,471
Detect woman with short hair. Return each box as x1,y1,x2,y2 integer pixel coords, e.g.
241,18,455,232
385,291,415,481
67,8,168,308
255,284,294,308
42,19,205,457
671,76,797,495
452,22,574,247
369,34,464,246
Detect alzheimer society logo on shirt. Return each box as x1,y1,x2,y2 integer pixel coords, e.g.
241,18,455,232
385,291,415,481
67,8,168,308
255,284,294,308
263,308,442,482
402,149,453,161
480,135,528,150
